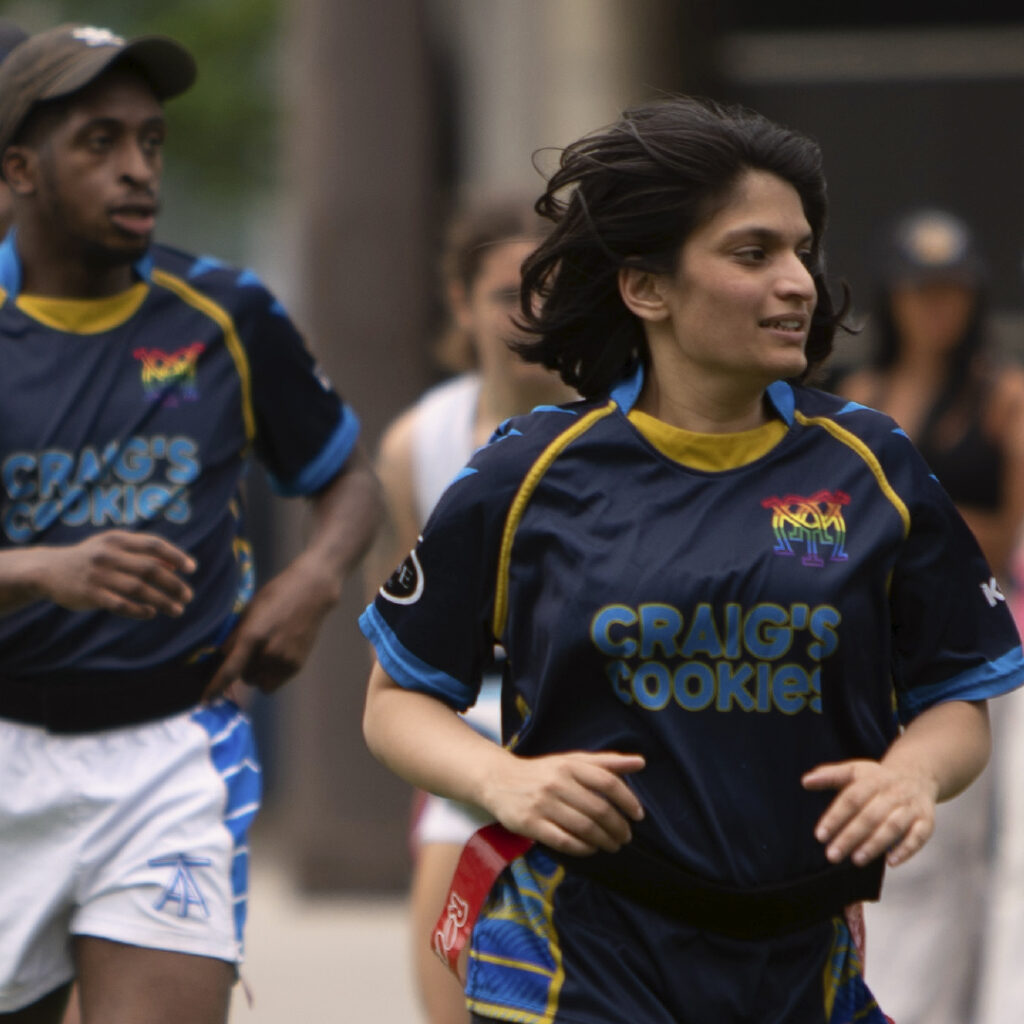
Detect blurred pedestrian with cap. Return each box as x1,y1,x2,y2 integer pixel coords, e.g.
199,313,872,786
836,207,1024,1024
0,18,28,234
0,22,378,1024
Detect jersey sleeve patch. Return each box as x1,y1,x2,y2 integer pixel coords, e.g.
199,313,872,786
380,548,424,605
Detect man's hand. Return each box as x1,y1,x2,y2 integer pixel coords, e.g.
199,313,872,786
34,530,196,619
201,557,339,702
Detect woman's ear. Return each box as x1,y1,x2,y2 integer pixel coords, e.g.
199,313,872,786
618,266,670,322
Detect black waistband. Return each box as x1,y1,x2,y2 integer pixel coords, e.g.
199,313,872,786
0,658,221,733
551,839,885,940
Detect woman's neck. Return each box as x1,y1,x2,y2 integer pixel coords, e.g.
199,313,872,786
636,368,769,434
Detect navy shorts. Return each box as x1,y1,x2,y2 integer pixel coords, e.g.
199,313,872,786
465,847,889,1024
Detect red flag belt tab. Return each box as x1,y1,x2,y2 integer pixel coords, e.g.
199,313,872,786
844,901,866,961
431,822,534,982
843,902,896,1024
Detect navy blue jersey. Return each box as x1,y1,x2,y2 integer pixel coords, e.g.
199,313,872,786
0,235,359,676
362,364,1023,1022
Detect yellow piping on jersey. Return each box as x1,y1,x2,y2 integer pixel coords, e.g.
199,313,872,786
151,267,256,445
492,401,617,639
794,411,910,537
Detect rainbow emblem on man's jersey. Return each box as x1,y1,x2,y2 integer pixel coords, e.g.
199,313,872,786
133,342,206,404
761,489,850,567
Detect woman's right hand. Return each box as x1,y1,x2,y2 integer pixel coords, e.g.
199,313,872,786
480,750,646,856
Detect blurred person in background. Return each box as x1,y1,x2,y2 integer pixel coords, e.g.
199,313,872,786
361,95,1023,1024
365,195,574,1024
835,207,1024,1024
0,23,378,1024
0,19,28,235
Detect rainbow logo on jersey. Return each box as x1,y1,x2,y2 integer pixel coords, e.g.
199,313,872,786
761,489,850,567
133,342,206,405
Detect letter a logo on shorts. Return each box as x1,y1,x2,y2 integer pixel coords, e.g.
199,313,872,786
149,852,213,918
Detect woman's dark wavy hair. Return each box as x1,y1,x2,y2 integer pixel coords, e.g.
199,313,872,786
515,94,849,398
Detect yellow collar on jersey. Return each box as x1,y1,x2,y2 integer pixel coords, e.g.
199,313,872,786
12,283,150,334
627,408,788,470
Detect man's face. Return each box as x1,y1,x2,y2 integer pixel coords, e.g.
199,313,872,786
29,66,165,262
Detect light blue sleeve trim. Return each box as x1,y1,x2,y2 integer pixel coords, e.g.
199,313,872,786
359,604,476,711
899,644,1024,721
268,409,360,496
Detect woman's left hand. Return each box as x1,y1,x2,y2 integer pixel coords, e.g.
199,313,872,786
801,759,939,868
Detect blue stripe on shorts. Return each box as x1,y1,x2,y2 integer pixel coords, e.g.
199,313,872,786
191,701,262,948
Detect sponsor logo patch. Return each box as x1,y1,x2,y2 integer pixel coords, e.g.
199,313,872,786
981,576,1006,607
380,548,424,605
133,342,206,405
761,489,850,567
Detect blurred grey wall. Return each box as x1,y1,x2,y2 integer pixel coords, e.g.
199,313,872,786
275,0,438,891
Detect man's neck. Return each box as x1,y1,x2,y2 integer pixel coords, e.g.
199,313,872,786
14,225,139,299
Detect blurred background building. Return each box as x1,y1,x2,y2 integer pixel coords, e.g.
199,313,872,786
2,0,1022,892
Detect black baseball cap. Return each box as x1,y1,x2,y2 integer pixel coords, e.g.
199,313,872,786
883,208,985,288
0,23,196,156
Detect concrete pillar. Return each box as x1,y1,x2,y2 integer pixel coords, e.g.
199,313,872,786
275,0,718,892
278,0,438,891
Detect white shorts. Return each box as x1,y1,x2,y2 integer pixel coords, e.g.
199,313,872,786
0,699,260,1013
412,676,501,849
